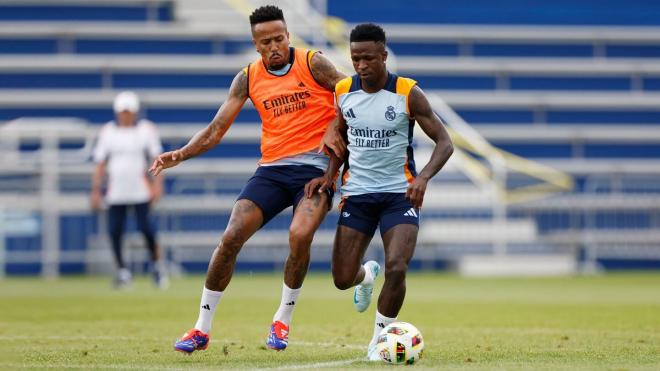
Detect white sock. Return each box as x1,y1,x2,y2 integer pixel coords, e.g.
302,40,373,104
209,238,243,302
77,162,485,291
194,287,223,334
272,283,301,326
371,311,397,345
359,263,375,287
118,268,132,281
153,260,165,274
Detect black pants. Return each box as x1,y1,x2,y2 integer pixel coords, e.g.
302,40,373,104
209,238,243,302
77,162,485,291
108,202,157,269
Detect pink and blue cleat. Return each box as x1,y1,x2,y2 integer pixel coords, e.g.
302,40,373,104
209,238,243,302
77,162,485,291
266,320,289,351
174,329,209,354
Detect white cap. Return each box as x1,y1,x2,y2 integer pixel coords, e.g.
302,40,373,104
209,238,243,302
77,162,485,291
113,91,140,113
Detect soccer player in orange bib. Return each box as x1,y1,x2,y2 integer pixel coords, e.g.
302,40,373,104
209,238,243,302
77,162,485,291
150,6,346,353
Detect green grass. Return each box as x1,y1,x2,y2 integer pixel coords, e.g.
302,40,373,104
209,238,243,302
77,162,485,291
0,272,658,370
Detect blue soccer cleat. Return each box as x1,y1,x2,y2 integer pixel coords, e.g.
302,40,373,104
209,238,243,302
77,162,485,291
353,261,380,312
266,320,289,351
174,329,209,354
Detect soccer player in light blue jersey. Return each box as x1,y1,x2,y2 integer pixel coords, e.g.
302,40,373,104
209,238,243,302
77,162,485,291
306,23,454,360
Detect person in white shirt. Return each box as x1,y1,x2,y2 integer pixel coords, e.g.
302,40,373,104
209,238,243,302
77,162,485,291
91,91,167,289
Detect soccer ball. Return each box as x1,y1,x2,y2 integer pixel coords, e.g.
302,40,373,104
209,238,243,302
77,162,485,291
376,322,424,365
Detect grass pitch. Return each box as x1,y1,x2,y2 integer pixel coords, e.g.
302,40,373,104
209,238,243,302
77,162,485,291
0,272,658,370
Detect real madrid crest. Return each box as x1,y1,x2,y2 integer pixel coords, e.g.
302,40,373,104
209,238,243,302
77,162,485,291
385,106,396,121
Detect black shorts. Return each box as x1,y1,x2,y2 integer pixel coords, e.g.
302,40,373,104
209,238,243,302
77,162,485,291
237,165,334,225
338,193,419,237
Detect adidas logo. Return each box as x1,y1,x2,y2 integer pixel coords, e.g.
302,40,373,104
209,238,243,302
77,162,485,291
344,108,356,119
403,208,418,217
377,322,385,328
298,81,305,87
201,304,211,310
285,301,296,306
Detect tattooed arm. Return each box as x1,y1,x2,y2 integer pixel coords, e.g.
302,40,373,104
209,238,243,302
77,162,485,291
150,71,248,175
309,52,349,157
305,112,348,199
309,51,347,91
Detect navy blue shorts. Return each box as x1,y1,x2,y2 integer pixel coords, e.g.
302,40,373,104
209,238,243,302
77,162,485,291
237,165,334,225
338,193,420,237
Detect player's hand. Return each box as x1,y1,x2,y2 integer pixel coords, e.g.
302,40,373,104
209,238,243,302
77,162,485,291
318,125,346,159
304,176,333,199
149,150,183,176
405,176,429,209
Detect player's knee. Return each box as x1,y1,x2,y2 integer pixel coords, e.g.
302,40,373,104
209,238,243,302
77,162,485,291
385,261,408,284
288,225,314,248
333,274,353,290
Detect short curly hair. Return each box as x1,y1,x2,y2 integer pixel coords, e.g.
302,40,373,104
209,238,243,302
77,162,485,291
249,5,285,26
349,23,386,44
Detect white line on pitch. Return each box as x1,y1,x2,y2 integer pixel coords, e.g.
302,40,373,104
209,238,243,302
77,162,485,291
256,357,364,370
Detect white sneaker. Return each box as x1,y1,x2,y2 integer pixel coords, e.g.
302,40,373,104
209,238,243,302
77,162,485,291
113,268,132,289
153,270,169,290
367,342,380,361
353,261,380,312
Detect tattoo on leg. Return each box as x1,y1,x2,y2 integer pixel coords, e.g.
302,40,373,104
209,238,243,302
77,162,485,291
299,196,318,216
231,201,256,232
205,201,259,291
284,256,309,288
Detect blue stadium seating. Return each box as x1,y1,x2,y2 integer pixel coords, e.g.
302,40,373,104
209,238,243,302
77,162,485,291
3,105,660,126
390,42,660,59
0,71,551,90
5,71,660,92
329,0,660,26
0,73,104,89
2,0,660,274
607,45,660,58
0,3,174,22
6,104,660,126
5,36,660,60
0,38,58,54
490,142,660,159
0,37,255,55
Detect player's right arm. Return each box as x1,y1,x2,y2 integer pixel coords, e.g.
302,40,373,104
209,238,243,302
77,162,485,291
305,114,348,198
149,71,248,176
90,161,106,210
308,52,349,158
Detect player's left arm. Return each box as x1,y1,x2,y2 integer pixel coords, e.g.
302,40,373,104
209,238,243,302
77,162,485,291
305,113,348,199
146,125,164,203
406,85,454,208
309,52,349,157
309,52,347,91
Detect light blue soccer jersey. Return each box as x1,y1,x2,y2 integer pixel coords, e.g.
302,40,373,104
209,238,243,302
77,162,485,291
335,73,418,196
